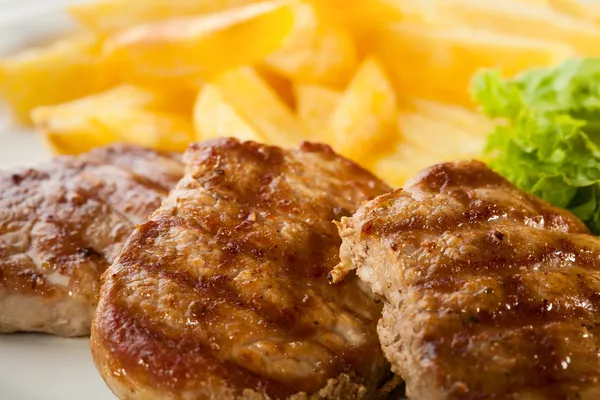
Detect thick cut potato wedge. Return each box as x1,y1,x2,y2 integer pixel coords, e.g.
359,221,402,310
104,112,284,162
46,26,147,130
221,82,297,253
265,3,358,88
69,0,259,35
0,34,117,124
372,22,573,106
90,110,193,152
193,84,264,143
294,84,341,140
410,99,495,137
206,67,305,147
255,65,296,108
312,0,405,29
397,112,487,159
374,141,442,188
415,0,600,56
329,56,397,165
32,85,194,154
30,84,194,115
547,0,600,23
375,107,489,186
104,0,296,88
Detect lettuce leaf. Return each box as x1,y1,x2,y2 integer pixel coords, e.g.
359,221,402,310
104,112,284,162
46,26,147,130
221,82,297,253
471,58,600,234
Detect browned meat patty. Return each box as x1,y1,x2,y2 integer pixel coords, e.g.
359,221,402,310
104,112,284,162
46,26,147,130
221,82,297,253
91,138,394,400
332,160,600,400
0,144,183,336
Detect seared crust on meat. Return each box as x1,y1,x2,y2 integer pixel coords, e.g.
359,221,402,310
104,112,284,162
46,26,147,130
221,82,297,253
334,160,600,400
91,139,393,399
0,145,183,336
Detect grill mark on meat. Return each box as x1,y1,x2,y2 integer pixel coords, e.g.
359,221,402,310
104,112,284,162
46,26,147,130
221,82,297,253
84,144,183,193
125,173,170,196
99,302,296,397
429,322,587,399
112,256,378,397
93,139,393,398
337,160,600,399
360,199,584,237
125,218,359,345
408,240,600,287
112,232,362,397
79,186,137,229
417,278,600,328
95,163,171,196
149,264,328,346
18,175,130,280
77,167,165,225
410,161,518,194
0,145,184,336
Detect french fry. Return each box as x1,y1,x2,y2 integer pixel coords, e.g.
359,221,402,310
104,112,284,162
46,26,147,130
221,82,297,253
420,0,600,56
294,84,341,140
329,56,397,165
0,34,117,124
69,0,260,36
91,110,193,152
12,0,590,193
104,0,296,88
311,0,406,29
547,0,600,23
208,67,305,147
30,84,193,114
193,84,264,143
32,85,194,154
265,3,358,88
255,65,296,109
372,22,573,106
374,141,441,187
375,107,488,187
397,112,487,159
410,99,494,137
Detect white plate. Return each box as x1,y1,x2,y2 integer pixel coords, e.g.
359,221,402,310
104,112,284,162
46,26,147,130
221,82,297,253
0,1,116,399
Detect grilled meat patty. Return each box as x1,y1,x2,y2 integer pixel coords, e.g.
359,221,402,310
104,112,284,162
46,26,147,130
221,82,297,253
91,139,393,399
0,144,183,336
333,160,600,400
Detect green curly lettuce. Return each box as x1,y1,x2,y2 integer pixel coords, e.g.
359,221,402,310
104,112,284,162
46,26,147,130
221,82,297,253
471,58,600,234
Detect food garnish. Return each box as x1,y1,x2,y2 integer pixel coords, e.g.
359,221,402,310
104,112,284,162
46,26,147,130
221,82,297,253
472,58,600,234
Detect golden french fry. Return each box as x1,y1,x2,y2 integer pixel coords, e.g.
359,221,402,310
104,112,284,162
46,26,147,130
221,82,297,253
104,0,296,87
311,0,405,29
32,85,194,154
410,99,494,137
69,0,260,35
329,56,397,164
39,117,120,155
92,110,193,152
397,112,487,159
34,84,195,116
209,67,305,147
41,110,193,155
0,34,117,124
265,3,358,88
375,107,489,187
374,140,441,187
294,84,341,140
372,22,573,106
193,83,264,142
546,0,600,23
419,0,600,56
255,65,296,108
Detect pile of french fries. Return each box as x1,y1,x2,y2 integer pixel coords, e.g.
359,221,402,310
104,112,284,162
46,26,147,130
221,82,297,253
1,0,599,186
